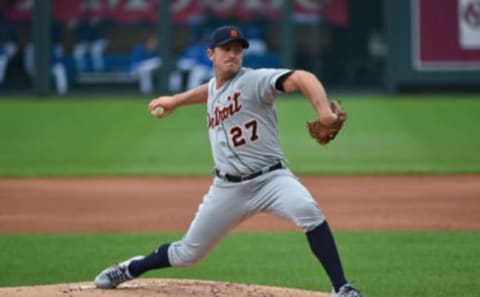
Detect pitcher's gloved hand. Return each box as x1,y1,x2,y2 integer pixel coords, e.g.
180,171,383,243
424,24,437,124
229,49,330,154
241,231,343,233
307,100,347,145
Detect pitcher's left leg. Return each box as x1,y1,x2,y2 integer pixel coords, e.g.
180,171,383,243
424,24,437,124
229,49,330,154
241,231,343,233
261,171,353,294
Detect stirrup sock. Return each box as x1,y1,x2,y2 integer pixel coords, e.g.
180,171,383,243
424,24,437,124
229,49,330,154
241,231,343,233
128,243,171,277
306,221,347,292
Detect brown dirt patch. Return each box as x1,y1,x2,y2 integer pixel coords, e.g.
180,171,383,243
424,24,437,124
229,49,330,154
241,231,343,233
1,175,479,232
0,279,329,297
1,175,479,296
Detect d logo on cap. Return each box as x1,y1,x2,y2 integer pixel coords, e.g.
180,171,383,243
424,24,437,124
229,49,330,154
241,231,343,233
209,25,250,49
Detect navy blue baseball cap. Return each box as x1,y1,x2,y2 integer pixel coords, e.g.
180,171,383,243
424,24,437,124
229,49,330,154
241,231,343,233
208,25,250,49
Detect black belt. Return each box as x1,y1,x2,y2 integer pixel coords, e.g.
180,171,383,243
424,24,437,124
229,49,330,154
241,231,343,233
215,161,284,183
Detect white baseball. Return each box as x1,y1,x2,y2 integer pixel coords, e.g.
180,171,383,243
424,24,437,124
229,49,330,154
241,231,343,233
151,106,165,117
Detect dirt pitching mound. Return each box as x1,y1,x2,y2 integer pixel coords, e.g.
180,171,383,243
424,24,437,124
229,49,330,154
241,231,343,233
0,279,330,297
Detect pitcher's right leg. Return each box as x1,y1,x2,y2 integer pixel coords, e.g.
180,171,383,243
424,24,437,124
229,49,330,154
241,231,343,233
95,179,252,289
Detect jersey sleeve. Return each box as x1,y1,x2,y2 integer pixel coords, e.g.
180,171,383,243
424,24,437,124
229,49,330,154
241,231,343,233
247,68,293,105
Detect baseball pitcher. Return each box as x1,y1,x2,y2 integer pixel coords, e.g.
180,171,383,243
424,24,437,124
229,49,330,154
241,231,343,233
94,25,360,297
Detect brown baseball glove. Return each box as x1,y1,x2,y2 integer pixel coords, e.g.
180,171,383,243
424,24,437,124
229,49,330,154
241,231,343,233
307,100,347,145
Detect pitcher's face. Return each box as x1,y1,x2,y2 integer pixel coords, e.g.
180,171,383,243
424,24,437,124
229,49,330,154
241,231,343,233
209,41,244,79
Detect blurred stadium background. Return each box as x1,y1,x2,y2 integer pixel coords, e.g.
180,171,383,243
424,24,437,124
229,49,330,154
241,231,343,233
0,0,479,97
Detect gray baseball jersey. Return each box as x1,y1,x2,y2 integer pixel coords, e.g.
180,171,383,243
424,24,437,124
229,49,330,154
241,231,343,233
168,67,325,267
207,67,287,175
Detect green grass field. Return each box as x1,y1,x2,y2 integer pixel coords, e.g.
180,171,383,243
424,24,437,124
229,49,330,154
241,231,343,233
1,94,479,176
0,232,479,297
1,95,479,297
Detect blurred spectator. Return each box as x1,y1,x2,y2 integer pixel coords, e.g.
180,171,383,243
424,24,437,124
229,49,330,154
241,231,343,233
71,18,109,72
24,44,68,95
243,24,267,56
0,6,19,85
0,42,17,84
130,35,161,95
169,30,212,92
62,0,110,73
0,27,18,85
23,24,68,95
